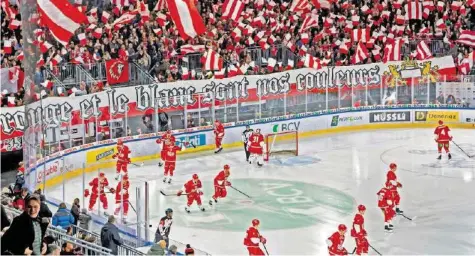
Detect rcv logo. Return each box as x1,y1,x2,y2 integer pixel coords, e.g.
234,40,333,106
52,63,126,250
272,121,300,132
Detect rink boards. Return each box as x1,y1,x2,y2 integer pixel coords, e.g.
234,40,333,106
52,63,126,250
26,106,475,193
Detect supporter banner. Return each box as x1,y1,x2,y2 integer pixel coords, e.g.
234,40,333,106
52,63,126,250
105,59,129,85
86,146,117,164
0,56,457,152
369,111,411,123
415,111,459,122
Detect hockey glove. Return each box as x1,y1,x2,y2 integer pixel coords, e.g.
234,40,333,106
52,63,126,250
397,182,402,188
84,189,90,198
450,136,453,141
112,154,117,159
226,181,231,186
177,190,183,196
260,237,266,244
128,158,131,163
109,188,116,193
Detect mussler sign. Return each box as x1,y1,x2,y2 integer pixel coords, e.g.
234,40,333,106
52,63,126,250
369,111,411,123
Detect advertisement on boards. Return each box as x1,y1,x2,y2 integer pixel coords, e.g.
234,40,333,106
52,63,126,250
415,111,459,122
369,111,411,123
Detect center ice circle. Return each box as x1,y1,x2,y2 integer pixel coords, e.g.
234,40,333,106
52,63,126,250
171,178,355,231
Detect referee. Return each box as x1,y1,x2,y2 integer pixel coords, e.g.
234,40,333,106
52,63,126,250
242,125,253,162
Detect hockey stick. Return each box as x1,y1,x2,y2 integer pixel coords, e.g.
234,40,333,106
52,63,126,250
400,213,413,221
262,243,269,256
229,185,252,198
369,243,382,256
159,190,189,196
126,200,137,214
131,162,144,167
451,141,473,158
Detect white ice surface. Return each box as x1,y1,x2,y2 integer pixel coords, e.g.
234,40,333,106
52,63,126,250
46,128,475,255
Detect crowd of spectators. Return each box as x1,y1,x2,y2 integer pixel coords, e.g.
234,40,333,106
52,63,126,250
1,0,475,108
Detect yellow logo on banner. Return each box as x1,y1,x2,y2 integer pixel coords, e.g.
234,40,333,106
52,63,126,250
426,111,459,122
86,146,116,164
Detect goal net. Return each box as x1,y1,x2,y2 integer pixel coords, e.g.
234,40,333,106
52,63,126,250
264,131,298,161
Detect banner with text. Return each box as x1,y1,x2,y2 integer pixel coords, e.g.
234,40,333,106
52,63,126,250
0,56,457,152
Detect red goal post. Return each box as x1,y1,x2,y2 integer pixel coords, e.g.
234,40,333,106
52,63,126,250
264,131,299,161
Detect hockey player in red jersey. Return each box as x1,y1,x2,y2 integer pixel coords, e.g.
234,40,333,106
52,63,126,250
377,183,396,232
434,120,453,160
209,164,231,206
351,205,369,255
85,172,112,212
162,140,186,184
112,140,131,180
243,219,267,256
183,174,205,213
386,163,403,214
327,224,348,255
156,130,176,167
214,119,225,153
114,175,130,220
248,129,265,167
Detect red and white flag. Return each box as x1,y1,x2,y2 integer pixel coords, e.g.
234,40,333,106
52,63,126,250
180,44,206,54
7,97,15,107
50,54,63,67
405,0,422,20
457,30,475,48
93,27,102,38
41,80,54,90
3,39,12,54
299,14,319,33
303,54,321,69
415,41,432,60
290,0,311,13
267,57,277,72
351,28,371,42
8,19,21,30
202,49,223,71
354,41,369,64
156,12,167,26
102,11,111,23
383,38,404,63
166,0,206,40
111,0,130,9
40,41,53,53
311,0,331,9
37,0,88,46
153,0,166,11
458,51,474,75
78,33,87,46
8,66,20,83
222,0,244,22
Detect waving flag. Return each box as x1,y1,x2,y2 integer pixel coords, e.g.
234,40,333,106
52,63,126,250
37,0,88,46
166,0,206,39
222,0,244,22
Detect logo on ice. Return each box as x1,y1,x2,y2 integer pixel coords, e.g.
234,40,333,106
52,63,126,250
369,111,411,123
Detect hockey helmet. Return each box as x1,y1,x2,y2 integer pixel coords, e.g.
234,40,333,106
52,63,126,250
99,172,105,177
166,129,172,134
192,174,199,180
358,204,366,211
117,139,123,145
439,120,444,125
224,164,230,170
252,219,260,226
165,208,173,214
338,224,347,232
256,128,261,133
389,163,397,170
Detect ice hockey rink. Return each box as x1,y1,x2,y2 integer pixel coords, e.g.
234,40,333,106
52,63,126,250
46,128,475,255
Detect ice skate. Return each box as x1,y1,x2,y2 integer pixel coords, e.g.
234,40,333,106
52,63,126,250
385,225,393,232
115,173,121,180
389,223,394,228
167,178,172,184
163,177,167,183
448,153,452,160
437,154,442,160
209,199,213,206
185,206,190,213
122,216,127,223
103,212,110,216
257,162,263,167
200,205,206,212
